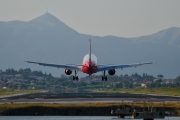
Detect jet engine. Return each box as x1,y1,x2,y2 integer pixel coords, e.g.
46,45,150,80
64,69,72,75
108,69,116,75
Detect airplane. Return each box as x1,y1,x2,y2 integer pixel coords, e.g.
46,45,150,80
26,39,153,81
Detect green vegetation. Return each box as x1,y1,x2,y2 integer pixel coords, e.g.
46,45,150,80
3,102,180,110
0,68,180,96
99,88,180,96
0,89,42,96
0,102,180,111
0,103,111,111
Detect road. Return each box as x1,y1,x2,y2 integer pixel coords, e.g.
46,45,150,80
0,92,179,103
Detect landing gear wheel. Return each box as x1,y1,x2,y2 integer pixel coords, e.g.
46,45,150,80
73,76,75,81
72,70,79,81
73,76,79,81
102,76,104,81
102,76,107,81
105,76,107,81
102,71,107,81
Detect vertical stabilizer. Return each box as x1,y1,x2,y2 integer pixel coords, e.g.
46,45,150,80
89,39,91,66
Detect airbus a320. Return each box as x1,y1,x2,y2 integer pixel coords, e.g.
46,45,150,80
26,39,153,81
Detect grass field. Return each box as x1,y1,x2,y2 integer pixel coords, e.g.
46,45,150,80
1,88,180,96
0,102,180,112
0,89,42,96
99,88,180,96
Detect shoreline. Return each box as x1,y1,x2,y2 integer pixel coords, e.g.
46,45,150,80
0,102,179,116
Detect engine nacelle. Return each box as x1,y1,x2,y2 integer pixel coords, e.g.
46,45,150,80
108,69,116,75
64,69,72,75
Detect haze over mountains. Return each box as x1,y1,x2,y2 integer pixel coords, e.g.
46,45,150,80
0,13,180,78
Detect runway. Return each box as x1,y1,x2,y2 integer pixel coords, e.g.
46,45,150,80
0,92,179,103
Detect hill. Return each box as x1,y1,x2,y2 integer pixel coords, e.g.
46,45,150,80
0,13,180,78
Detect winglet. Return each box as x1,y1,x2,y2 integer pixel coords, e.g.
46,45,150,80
25,61,33,63
25,61,40,65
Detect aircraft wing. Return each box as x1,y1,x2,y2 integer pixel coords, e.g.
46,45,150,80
97,62,153,72
26,61,82,71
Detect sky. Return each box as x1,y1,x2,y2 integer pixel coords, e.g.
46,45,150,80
0,0,180,37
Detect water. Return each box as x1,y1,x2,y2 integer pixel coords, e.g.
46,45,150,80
0,116,179,120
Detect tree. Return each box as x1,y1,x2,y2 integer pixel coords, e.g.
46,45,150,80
156,83,161,88
147,82,156,88
10,84,18,89
174,81,180,87
175,76,180,82
90,81,98,86
128,83,134,88
1,76,3,81
68,82,76,87
157,74,164,79
48,73,52,77
143,73,146,78
115,82,123,88
77,81,87,87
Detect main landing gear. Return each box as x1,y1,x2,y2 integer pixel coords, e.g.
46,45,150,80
102,71,107,81
73,70,79,81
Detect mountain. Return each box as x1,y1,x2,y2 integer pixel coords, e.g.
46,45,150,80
0,13,180,78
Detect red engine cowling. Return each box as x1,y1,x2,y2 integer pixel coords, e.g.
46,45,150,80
64,69,72,75
108,69,116,75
